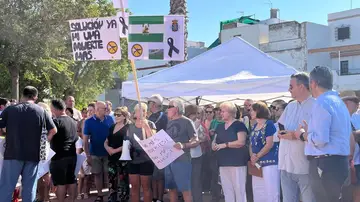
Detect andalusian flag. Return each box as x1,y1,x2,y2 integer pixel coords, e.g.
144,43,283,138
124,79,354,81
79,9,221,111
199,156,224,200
128,15,185,61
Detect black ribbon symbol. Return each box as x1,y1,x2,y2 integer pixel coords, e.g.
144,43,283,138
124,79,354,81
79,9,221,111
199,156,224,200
119,17,128,35
167,37,179,58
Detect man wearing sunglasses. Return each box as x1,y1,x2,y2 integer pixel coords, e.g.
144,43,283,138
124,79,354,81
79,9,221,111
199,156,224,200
148,94,168,202
165,99,198,202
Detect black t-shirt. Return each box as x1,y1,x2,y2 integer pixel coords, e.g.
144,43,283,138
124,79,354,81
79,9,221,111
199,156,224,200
148,111,168,132
0,102,56,162
51,116,78,160
215,120,249,167
107,124,129,162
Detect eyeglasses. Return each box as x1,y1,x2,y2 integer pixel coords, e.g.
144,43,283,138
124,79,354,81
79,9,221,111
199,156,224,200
270,105,281,111
148,101,155,105
114,113,123,117
168,105,175,109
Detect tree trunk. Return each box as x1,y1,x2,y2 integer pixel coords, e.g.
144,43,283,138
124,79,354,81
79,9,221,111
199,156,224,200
169,0,188,66
8,65,19,101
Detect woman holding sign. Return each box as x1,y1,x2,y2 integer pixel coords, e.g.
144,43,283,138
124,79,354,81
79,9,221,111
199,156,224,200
127,103,156,202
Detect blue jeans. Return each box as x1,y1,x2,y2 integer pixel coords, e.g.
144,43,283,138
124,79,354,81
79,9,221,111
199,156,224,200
280,170,316,202
0,160,39,202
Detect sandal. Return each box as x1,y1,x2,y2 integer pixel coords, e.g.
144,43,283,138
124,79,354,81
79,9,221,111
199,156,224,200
95,195,103,202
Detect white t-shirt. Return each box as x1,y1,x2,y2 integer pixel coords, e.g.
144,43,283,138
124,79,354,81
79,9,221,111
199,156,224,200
190,120,203,159
278,97,315,175
76,137,83,149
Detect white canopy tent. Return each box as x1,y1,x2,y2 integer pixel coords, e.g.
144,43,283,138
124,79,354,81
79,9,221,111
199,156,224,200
122,37,298,106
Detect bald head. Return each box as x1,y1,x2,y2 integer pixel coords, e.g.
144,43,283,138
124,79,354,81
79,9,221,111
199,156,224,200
65,96,75,108
95,101,107,118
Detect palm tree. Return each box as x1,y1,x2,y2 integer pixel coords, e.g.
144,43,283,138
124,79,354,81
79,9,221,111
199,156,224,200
169,0,188,66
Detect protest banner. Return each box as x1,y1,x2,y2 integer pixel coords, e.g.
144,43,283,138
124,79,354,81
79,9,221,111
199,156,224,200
134,130,184,169
117,12,129,38
69,17,121,61
128,15,185,61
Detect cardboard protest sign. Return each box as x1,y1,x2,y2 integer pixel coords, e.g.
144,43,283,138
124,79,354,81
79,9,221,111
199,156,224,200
69,17,121,61
134,130,184,169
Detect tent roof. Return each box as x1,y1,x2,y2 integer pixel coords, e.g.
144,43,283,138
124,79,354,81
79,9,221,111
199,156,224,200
122,37,297,105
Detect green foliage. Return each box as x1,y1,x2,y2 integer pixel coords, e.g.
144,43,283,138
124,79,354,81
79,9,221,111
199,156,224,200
0,0,131,107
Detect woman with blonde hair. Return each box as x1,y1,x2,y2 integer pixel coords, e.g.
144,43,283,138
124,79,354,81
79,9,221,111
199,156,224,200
36,102,52,202
104,106,131,202
212,102,249,202
127,103,156,202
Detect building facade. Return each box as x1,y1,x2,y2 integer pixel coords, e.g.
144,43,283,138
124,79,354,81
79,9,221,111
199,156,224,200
308,8,360,91
220,8,360,91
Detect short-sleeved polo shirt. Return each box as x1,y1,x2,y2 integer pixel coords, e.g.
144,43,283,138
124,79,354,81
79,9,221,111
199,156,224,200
83,115,114,156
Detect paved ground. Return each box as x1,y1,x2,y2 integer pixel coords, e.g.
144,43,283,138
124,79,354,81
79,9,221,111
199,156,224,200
47,189,223,202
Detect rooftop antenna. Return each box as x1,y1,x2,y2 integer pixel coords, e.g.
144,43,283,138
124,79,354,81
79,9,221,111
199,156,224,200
265,0,273,8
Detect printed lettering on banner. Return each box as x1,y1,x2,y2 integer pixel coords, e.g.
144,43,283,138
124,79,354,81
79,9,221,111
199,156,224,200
134,130,184,169
128,15,185,61
69,17,121,61
112,0,128,9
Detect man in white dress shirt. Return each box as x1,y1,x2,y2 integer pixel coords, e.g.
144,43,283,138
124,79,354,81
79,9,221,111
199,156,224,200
277,72,315,202
294,66,351,202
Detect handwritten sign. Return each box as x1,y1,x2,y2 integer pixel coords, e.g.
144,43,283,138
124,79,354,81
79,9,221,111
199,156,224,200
69,17,121,61
134,130,184,169
37,146,56,180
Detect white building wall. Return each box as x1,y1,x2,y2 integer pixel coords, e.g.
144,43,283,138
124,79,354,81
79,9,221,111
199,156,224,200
305,22,331,72
331,55,360,74
220,24,269,47
259,21,306,71
328,8,360,47
268,50,305,71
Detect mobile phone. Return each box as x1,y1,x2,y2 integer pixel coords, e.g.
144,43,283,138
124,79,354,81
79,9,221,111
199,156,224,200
278,123,285,132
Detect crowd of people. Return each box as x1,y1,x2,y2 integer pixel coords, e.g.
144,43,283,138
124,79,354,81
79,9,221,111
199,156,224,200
0,65,359,202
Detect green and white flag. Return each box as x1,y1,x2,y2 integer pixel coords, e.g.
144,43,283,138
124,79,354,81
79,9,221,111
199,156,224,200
128,15,185,61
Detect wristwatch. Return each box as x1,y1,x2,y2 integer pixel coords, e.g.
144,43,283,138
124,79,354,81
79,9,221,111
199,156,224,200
225,142,229,148
300,132,305,141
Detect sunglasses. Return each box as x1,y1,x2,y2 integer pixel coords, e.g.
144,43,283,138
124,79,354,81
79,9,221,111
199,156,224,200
114,113,123,117
270,105,281,111
168,105,175,109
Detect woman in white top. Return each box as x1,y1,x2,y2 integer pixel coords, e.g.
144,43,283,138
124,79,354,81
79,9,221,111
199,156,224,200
185,105,204,202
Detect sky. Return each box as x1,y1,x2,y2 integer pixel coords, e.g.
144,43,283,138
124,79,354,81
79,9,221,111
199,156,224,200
128,0,360,46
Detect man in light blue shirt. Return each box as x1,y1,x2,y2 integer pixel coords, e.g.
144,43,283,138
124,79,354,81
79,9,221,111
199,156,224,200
294,66,351,202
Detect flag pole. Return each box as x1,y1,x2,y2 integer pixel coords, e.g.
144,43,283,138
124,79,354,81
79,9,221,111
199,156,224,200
120,0,146,140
